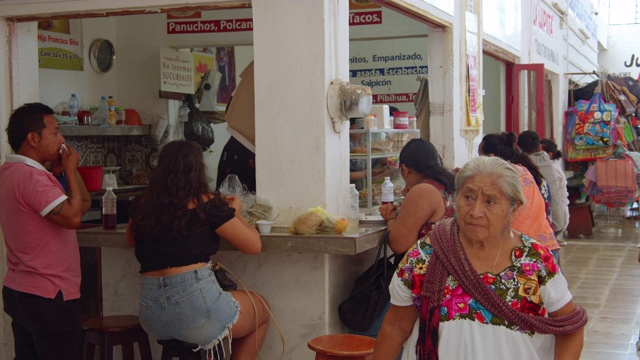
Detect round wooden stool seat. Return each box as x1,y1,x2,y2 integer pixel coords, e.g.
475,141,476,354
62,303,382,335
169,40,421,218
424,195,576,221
308,334,376,360
82,315,142,332
81,315,152,360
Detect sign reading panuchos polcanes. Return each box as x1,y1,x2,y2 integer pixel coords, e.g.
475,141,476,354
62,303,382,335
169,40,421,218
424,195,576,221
160,47,195,94
37,19,83,71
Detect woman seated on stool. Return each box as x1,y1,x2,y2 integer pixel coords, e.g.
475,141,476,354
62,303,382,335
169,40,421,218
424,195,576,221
127,140,270,360
373,156,586,360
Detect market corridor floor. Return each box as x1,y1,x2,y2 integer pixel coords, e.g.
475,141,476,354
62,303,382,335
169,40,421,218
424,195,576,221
561,215,640,360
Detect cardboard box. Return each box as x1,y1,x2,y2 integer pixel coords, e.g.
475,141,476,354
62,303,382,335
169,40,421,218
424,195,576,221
224,61,255,146
370,104,390,129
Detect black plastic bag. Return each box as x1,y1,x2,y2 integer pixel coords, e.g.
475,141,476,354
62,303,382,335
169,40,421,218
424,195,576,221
338,231,396,331
184,94,215,151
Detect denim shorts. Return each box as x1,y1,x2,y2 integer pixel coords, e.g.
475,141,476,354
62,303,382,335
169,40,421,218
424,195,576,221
138,265,239,351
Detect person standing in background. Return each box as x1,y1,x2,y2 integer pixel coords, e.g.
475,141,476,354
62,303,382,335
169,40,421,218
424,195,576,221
518,131,570,238
0,102,91,360
540,138,564,161
217,61,256,193
479,132,560,263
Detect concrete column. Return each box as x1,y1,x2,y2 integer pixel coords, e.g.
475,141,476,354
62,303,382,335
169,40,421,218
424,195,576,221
428,2,470,168
252,0,350,223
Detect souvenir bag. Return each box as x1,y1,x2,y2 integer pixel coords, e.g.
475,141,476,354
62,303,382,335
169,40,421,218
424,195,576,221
565,92,616,161
338,231,396,331
572,92,614,148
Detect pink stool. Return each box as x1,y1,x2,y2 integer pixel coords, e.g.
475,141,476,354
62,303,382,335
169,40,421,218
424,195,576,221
307,334,376,360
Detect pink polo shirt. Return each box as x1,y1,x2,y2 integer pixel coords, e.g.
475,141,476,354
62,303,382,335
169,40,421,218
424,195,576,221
0,155,81,300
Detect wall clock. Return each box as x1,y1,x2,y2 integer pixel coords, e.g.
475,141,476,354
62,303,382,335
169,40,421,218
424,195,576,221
89,39,115,73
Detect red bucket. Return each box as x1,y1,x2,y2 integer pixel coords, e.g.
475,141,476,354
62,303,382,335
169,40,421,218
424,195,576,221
77,166,103,192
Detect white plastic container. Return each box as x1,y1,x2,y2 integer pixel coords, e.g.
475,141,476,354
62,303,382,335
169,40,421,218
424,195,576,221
256,220,274,234
381,177,394,205
370,104,390,129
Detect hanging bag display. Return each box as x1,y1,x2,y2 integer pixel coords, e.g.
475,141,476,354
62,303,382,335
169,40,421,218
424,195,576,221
338,231,396,331
565,92,616,162
572,92,614,148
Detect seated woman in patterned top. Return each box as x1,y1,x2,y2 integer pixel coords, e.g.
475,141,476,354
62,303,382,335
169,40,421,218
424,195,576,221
373,156,586,360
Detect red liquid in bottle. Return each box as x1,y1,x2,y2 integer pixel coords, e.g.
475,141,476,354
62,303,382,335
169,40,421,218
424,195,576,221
102,213,117,230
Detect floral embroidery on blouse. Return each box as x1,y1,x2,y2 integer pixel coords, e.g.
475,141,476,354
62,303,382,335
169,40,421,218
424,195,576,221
396,234,559,335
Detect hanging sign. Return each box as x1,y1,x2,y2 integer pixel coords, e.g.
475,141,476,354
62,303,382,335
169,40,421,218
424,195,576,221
160,47,195,94
37,19,83,71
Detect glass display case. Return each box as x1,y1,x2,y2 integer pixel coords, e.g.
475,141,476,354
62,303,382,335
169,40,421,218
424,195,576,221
349,128,420,213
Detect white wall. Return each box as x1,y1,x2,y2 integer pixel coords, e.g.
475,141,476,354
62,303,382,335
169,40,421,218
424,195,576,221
39,17,117,109
599,24,640,78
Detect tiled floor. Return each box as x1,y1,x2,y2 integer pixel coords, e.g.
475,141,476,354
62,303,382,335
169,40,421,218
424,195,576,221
562,214,640,359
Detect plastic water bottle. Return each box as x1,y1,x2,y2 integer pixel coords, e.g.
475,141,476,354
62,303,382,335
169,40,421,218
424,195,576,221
102,187,117,230
381,177,394,205
107,96,117,126
93,96,108,126
68,94,79,125
348,184,360,230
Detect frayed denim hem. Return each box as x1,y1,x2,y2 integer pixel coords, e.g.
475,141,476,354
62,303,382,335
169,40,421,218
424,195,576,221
194,296,240,359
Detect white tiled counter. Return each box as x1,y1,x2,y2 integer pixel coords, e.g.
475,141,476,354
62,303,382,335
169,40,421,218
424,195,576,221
77,224,386,360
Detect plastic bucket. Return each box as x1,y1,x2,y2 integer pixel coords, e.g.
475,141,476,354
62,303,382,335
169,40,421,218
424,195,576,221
77,166,103,192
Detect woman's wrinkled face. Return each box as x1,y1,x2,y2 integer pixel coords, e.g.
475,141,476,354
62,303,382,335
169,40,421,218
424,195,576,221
456,174,515,241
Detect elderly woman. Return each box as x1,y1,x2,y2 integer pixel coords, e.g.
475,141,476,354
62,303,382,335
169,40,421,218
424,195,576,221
373,156,586,360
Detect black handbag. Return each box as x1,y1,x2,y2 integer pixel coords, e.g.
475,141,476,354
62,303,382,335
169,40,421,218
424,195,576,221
211,262,238,291
338,231,397,331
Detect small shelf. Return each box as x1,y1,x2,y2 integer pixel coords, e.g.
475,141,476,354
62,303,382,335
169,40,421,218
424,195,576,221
350,128,420,213
59,125,151,136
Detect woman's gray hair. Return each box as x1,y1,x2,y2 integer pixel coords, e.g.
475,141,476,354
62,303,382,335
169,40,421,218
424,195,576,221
455,156,526,209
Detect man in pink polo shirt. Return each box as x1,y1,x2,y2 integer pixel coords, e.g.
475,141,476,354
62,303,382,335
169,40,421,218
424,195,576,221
0,103,90,359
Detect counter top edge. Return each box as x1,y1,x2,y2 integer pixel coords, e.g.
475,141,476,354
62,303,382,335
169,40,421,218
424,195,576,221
76,224,387,255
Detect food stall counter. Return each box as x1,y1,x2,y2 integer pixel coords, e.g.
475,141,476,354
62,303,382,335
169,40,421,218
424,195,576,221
76,224,386,255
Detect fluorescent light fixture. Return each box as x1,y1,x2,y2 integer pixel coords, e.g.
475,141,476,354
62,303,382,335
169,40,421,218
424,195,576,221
551,2,567,16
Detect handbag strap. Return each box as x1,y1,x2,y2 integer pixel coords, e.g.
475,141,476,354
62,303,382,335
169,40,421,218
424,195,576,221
213,262,286,360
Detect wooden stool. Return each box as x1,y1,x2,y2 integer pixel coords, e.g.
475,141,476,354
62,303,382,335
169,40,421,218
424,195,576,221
82,315,152,360
566,202,595,238
308,334,376,360
157,339,207,360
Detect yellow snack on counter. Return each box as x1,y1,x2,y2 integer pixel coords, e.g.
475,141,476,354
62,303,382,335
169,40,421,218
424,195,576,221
289,206,349,235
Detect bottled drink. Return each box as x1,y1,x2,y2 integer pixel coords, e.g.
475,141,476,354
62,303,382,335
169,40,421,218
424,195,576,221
107,96,117,126
93,96,108,126
348,184,360,230
68,94,79,125
102,187,117,230
381,177,394,205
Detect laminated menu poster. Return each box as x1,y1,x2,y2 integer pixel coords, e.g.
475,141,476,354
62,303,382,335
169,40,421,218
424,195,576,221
37,19,83,71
